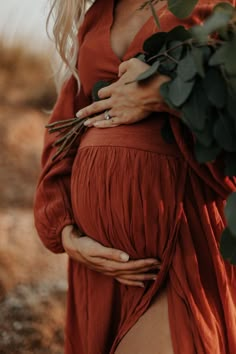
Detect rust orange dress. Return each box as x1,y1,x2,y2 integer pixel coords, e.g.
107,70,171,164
34,1,236,353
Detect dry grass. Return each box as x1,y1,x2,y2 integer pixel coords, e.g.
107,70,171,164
0,40,57,110
0,39,66,353
0,39,58,208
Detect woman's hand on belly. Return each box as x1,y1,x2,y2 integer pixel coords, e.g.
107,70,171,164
62,225,161,288
76,58,171,128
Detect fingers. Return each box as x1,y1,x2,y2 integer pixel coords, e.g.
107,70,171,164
117,58,141,77
93,117,120,128
83,113,107,127
66,235,162,288
83,114,120,128
92,245,130,263
117,273,157,281
118,263,161,274
116,277,146,288
75,237,130,263
118,60,129,77
115,271,159,288
76,98,111,119
90,257,161,275
71,236,161,269
98,81,119,99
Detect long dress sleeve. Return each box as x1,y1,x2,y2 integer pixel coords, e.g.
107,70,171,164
34,75,78,253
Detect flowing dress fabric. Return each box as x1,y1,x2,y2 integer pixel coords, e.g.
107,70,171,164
34,1,236,353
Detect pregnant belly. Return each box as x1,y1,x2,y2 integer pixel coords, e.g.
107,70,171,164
71,116,185,259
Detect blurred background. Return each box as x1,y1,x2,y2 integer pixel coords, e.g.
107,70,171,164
0,1,67,353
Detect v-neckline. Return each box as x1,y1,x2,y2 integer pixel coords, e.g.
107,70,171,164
107,0,167,63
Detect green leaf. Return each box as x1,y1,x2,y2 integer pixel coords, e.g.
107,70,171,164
167,40,184,61
159,81,179,110
203,68,227,108
182,80,211,131
210,37,236,75
213,2,235,16
225,192,236,235
209,42,229,66
203,9,232,33
225,36,236,75
134,60,160,82
160,56,177,73
194,121,214,147
92,81,111,102
225,153,236,177
213,2,235,40
227,91,236,120
191,11,232,41
191,47,205,78
213,111,236,151
143,32,167,57
135,53,146,62
166,25,192,42
177,52,197,81
228,76,236,95
194,141,221,163
220,227,236,265
168,76,195,107
168,0,198,19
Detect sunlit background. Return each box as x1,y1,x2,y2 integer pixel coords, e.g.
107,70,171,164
0,0,50,48
0,1,67,353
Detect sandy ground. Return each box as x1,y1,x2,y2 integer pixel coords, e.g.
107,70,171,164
0,98,68,353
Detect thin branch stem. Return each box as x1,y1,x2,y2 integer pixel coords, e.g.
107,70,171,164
46,116,88,160
46,118,76,127
146,38,224,63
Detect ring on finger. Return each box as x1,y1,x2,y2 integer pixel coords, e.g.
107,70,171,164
104,110,112,120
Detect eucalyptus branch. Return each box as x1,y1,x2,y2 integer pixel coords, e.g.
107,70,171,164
147,37,225,64
146,38,193,63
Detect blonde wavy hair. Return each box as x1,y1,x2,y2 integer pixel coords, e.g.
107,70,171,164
47,0,93,86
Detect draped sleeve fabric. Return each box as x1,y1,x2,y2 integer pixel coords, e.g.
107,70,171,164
33,4,95,254
34,76,79,253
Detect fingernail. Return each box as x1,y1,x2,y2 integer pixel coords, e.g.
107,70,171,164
76,110,82,118
84,120,91,126
152,276,157,281
139,283,145,288
120,253,129,262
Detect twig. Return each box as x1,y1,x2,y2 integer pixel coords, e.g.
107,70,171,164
46,117,88,160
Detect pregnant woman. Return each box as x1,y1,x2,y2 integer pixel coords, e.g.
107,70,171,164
34,0,236,353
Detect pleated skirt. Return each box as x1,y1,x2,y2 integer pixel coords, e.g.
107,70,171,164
71,115,185,261
66,115,236,354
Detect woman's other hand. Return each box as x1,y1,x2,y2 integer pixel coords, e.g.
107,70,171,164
76,58,171,128
62,225,161,288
